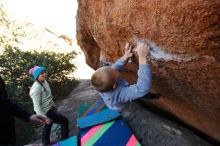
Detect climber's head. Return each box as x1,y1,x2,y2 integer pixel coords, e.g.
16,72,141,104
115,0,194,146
91,66,119,92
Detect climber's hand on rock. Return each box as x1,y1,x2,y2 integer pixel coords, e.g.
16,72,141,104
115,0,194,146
122,42,134,62
136,42,149,64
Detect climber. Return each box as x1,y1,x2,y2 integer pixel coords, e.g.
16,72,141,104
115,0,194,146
91,42,160,111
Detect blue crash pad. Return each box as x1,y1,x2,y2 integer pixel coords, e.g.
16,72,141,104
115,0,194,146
52,136,78,146
77,109,120,129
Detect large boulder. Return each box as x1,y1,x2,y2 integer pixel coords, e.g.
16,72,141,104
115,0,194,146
76,0,220,142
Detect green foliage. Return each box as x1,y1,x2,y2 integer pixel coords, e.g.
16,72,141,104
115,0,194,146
0,1,79,144
0,45,78,109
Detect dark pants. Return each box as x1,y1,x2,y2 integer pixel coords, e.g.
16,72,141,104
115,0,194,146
42,108,69,145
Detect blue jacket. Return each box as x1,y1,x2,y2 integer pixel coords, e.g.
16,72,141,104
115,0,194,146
99,59,152,111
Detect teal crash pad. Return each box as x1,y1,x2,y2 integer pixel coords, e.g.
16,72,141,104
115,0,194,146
52,136,78,146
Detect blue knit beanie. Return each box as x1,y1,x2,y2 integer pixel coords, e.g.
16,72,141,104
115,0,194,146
29,66,46,80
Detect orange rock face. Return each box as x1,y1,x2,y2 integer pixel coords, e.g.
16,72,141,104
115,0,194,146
76,0,220,141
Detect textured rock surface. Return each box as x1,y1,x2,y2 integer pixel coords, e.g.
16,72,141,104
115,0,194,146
76,0,220,142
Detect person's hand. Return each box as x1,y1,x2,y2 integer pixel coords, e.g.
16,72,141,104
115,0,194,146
29,114,51,125
136,42,150,64
122,42,134,62
45,118,52,124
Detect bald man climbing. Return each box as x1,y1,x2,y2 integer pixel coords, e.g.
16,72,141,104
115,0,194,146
91,42,159,112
